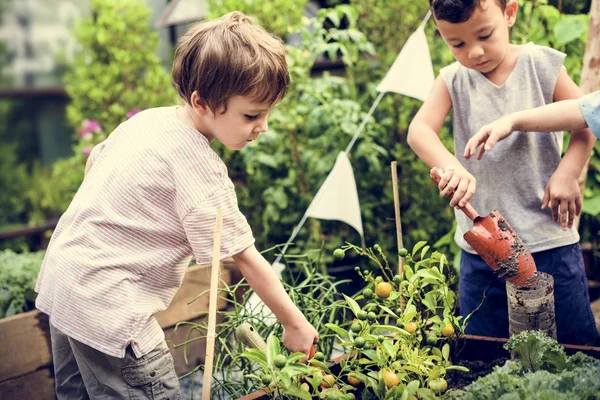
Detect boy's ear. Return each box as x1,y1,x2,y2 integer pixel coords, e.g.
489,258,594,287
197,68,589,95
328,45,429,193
505,0,518,27
190,91,210,115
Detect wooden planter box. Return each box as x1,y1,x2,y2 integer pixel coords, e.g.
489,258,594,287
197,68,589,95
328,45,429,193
0,261,237,399
238,334,600,400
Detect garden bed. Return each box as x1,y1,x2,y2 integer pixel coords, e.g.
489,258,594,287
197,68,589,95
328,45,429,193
238,334,600,400
0,260,237,399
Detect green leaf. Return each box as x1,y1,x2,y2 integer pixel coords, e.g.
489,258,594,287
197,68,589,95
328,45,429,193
406,379,420,393
554,15,588,46
378,305,399,318
412,241,427,258
362,349,381,362
442,343,450,361
344,294,362,316
325,323,350,340
285,364,316,377
370,325,409,336
582,195,600,216
257,153,278,168
267,332,281,367
382,340,396,359
287,352,308,364
446,365,470,372
284,386,311,400
242,348,268,367
420,245,430,260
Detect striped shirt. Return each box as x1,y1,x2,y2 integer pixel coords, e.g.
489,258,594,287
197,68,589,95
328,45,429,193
35,106,254,358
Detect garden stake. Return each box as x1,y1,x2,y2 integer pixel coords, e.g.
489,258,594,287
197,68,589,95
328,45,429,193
391,161,406,310
430,168,537,286
202,208,224,400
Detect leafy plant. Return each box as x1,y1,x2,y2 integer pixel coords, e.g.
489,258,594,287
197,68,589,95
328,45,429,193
449,332,600,400
64,0,176,134
233,242,469,399
0,250,45,318
207,0,308,41
242,332,322,400
503,330,567,373
173,247,350,399
29,0,178,221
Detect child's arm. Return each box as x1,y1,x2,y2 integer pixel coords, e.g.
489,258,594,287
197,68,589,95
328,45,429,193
464,99,587,159
232,245,318,357
544,69,596,229
408,76,476,208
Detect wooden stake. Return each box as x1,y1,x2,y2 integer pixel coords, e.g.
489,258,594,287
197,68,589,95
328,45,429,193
202,208,224,400
391,162,404,276
391,161,406,311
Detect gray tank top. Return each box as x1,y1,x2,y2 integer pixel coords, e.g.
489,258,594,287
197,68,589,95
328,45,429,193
440,43,579,253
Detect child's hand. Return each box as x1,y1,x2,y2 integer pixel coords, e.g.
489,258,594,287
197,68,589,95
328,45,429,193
435,166,477,208
282,318,319,361
543,171,582,230
464,116,515,160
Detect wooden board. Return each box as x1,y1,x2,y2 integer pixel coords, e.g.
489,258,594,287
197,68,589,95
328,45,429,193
0,261,236,399
0,368,55,399
155,264,231,329
0,310,52,383
164,314,225,376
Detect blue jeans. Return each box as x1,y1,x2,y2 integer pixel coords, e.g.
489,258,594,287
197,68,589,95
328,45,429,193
459,243,599,346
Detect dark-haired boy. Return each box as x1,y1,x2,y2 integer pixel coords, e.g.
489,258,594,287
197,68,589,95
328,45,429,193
408,0,599,345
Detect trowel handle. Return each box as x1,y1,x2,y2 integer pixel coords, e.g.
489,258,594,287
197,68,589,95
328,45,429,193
236,323,267,351
430,168,480,221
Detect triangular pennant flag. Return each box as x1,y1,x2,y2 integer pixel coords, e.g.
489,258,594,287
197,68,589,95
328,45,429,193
376,26,434,102
305,151,364,238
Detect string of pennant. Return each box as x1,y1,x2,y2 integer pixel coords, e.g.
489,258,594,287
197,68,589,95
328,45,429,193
246,11,436,320
273,10,434,263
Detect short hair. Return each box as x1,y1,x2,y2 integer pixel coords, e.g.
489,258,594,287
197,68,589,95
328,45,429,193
172,12,289,112
429,0,508,23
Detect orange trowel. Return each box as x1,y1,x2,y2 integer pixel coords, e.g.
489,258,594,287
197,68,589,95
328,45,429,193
430,168,537,286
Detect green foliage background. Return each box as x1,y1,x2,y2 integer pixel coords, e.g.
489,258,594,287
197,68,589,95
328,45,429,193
1,0,597,265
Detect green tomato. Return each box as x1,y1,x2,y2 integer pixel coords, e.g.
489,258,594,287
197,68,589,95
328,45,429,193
273,354,286,368
351,322,362,333
399,248,408,257
393,274,402,284
261,374,271,385
426,334,438,345
333,248,345,260
363,288,374,299
357,310,368,320
367,311,377,321
354,337,366,348
314,351,325,361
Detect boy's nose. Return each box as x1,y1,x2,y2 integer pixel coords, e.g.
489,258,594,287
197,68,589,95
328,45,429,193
468,46,484,59
255,120,268,133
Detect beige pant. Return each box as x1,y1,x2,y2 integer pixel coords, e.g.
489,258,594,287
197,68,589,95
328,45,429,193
50,323,181,400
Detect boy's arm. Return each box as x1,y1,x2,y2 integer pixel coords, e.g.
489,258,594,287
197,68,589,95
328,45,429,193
545,68,596,228
464,99,587,159
232,245,318,357
408,76,476,208
552,69,596,180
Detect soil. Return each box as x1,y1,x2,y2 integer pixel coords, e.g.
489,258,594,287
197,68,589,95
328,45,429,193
445,357,508,389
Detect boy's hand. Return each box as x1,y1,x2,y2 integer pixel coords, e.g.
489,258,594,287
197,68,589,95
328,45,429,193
282,318,319,361
436,166,477,208
543,171,582,230
464,116,515,160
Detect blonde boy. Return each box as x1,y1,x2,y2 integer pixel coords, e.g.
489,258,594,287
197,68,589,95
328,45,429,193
35,12,318,399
